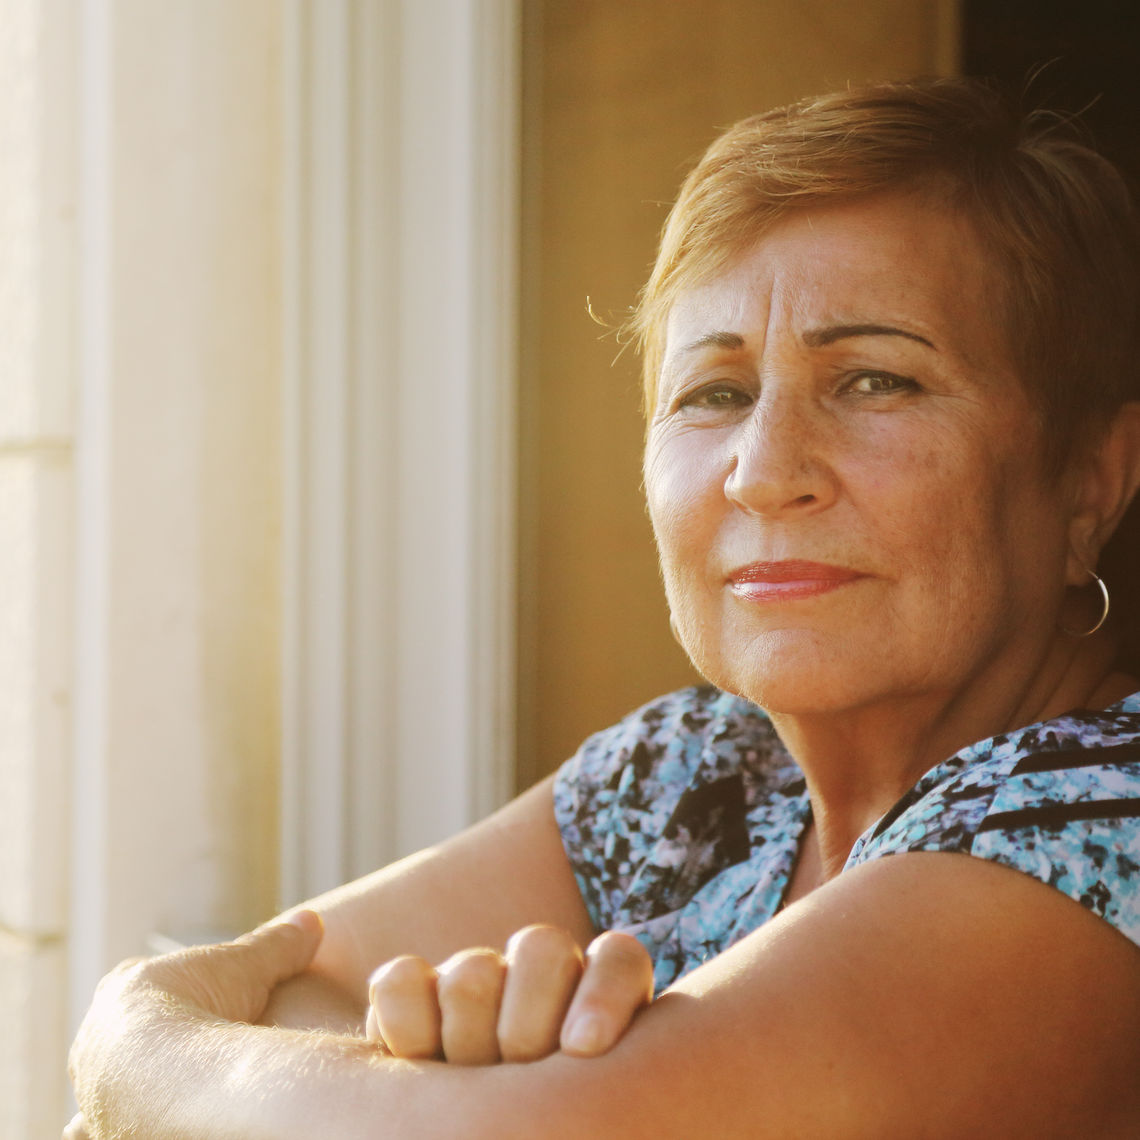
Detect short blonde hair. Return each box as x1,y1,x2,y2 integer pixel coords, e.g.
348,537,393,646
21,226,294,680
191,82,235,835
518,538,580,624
633,78,1140,470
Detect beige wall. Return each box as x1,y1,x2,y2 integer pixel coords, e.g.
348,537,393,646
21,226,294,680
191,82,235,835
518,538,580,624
517,0,960,788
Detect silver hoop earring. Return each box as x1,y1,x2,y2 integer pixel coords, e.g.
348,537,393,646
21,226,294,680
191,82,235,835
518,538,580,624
1060,568,1110,638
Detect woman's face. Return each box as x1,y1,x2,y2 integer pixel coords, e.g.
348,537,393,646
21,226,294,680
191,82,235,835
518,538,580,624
645,193,1073,714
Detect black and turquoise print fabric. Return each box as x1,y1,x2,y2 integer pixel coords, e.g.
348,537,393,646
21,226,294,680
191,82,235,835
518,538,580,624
553,686,1140,994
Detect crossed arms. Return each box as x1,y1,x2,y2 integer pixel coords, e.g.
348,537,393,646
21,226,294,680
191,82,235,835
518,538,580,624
68,776,1140,1139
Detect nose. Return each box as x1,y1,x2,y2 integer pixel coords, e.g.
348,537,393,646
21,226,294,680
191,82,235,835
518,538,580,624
723,389,839,517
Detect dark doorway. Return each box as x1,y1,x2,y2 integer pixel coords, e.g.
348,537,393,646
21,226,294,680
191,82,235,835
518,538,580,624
964,1,1140,666
963,1,1140,185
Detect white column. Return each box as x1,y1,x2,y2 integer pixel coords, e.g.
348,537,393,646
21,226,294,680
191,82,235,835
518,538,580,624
281,0,520,902
70,0,285,1030
1,2,77,1130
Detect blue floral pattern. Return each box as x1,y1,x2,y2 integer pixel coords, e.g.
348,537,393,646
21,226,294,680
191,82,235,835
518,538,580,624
553,686,1140,994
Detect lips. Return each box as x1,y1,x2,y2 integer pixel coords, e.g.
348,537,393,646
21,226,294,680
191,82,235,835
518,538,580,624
726,560,866,602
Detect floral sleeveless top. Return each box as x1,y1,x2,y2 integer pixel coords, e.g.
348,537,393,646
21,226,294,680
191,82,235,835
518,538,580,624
553,685,1140,994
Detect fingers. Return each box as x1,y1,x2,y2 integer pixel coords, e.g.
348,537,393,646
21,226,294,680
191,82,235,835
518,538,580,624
139,909,326,1027
230,909,325,988
366,926,653,1067
437,948,506,1065
62,1114,91,1140
497,925,584,1062
367,927,583,1065
560,931,654,1057
368,956,442,1059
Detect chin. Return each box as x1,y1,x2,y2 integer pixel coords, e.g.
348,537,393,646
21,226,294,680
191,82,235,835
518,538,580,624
689,627,900,715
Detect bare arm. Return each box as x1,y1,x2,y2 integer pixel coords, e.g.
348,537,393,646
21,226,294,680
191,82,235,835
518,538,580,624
72,852,1140,1139
262,774,595,1031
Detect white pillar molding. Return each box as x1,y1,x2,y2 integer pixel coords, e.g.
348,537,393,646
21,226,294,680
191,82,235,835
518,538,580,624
2,0,80,1128
70,0,286,1026
281,0,520,903
70,0,112,1048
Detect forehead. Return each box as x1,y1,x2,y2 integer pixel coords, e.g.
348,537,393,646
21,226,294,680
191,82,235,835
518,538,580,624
663,194,1010,373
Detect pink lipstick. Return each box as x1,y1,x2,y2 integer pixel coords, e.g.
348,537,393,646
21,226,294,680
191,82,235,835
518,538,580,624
727,560,865,602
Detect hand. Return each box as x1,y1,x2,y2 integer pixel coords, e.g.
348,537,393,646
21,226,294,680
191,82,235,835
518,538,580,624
134,909,325,1024
365,925,653,1065
68,911,324,1138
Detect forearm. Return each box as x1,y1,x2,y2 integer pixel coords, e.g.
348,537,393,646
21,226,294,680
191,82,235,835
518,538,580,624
177,1021,604,1140
75,978,380,1140
259,969,364,1034
81,994,524,1140
74,987,268,1140
71,930,526,1140
286,777,595,1005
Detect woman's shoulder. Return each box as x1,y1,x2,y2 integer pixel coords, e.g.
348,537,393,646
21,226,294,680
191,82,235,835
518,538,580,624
851,694,1140,945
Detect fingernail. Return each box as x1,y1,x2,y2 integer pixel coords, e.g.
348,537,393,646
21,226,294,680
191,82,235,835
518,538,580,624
284,909,322,934
368,965,385,1003
563,1013,611,1056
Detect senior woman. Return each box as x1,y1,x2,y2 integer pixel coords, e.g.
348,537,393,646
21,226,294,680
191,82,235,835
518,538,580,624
68,77,1140,1138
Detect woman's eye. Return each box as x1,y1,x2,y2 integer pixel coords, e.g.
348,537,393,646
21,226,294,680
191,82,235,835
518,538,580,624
678,384,753,412
846,371,917,395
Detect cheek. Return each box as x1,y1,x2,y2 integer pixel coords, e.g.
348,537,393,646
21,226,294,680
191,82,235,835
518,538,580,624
862,418,1008,543
647,495,704,621
870,432,1055,617
644,439,726,629
645,438,720,553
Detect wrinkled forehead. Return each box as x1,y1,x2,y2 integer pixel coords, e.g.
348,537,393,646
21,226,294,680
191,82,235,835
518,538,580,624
660,194,1014,378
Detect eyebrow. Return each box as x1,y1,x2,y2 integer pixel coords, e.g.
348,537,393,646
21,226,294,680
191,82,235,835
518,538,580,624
679,331,746,353
801,323,936,350
677,324,937,356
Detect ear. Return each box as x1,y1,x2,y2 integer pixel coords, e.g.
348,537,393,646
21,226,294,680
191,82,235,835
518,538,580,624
1066,402,1140,585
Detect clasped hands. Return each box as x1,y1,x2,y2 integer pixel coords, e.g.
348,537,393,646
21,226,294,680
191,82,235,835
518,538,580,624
367,922,654,1064
65,912,653,1138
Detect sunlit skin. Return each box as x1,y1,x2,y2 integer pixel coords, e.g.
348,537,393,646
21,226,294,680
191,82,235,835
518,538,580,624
644,191,1132,881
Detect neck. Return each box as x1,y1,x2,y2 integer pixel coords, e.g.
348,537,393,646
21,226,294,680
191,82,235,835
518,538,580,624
768,630,1131,883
